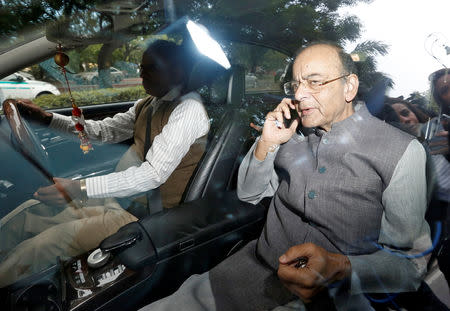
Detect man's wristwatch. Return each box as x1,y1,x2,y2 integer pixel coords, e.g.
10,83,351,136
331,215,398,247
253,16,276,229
267,143,279,152
259,137,279,153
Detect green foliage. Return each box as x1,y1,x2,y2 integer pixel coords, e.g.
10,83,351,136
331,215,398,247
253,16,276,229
1,0,397,97
407,91,429,108
66,50,82,72
0,0,99,47
33,86,147,109
79,44,102,67
181,0,366,55
351,40,393,97
407,90,440,114
112,37,148,65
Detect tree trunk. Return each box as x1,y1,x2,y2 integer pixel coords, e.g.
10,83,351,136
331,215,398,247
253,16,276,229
97,41,123,88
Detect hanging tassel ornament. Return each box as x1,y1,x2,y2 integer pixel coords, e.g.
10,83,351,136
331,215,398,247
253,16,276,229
54,44,93,154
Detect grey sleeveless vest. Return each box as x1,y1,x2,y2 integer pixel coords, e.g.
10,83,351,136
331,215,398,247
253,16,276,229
210,104,414,311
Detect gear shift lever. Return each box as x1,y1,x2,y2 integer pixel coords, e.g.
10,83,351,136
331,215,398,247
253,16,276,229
100,229,142,253
99,221,158,270
87,248,111,268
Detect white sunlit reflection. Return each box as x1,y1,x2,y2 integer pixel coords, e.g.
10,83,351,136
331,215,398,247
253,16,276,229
292,154,309,167
337,131,355,145
186,20,231,69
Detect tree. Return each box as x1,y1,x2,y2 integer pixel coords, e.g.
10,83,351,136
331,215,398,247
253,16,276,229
0,0,99,43
178,0,371,55
406,90,440,114
0,0,161,88
350,40,393,99
2,0,390,91
179,0,387,93
407,91,429,108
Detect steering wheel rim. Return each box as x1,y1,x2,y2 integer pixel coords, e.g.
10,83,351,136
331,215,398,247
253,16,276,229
2,100,52,178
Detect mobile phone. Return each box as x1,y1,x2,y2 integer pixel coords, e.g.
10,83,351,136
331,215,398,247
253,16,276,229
283,108,299,128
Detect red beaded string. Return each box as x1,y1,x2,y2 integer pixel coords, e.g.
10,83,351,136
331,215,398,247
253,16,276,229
55,44,93,154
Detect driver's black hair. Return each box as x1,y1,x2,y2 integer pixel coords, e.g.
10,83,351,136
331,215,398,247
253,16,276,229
144,40,181,62
143,39,194,87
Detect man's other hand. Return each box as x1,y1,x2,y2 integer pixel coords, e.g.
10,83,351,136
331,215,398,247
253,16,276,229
277,243,351,303
34,178,82,206
15,99,53,125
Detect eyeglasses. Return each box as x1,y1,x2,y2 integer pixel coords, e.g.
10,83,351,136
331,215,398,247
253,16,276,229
283,74,350,95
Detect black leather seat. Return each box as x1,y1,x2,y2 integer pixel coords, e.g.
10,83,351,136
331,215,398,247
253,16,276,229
182,64,248,201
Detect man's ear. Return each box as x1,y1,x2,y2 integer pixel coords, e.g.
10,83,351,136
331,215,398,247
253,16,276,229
344,74,359,103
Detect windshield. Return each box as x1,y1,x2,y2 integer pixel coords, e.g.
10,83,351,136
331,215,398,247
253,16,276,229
0,0,449,310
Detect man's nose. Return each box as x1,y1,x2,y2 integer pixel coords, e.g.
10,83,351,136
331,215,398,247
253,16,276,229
294,82,310,101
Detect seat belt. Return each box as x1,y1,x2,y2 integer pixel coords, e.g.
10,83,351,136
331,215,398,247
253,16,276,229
143,103,163,215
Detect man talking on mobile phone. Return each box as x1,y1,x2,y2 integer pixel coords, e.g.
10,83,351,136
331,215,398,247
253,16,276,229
141,41,432,311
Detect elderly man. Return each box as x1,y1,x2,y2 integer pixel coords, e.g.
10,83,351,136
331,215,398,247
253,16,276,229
0,40,209,287
142,42,431,311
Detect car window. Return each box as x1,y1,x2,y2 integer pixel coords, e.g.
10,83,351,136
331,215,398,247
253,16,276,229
223,43,291,93
2,74,17,81
12,41,148,109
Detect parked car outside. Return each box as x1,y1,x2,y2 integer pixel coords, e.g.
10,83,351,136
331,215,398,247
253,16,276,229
0,72,60,104
245,72,257,88
113,61,140,78
76,67,125,84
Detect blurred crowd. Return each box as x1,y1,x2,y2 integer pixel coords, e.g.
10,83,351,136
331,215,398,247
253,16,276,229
374,70,449,204
374,69,449,254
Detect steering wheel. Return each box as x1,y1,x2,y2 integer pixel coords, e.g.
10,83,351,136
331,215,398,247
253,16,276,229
2,99,53,181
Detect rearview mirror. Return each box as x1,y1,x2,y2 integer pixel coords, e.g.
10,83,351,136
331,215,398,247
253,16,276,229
45,2,165,47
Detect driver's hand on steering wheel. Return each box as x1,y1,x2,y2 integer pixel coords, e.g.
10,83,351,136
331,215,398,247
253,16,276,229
34,177,82,206
14,99,53,125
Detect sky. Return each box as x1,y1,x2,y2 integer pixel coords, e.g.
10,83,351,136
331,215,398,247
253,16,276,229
340,0,450,97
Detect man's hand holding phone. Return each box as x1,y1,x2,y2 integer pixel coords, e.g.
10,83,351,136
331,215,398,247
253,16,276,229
255,98,299,161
